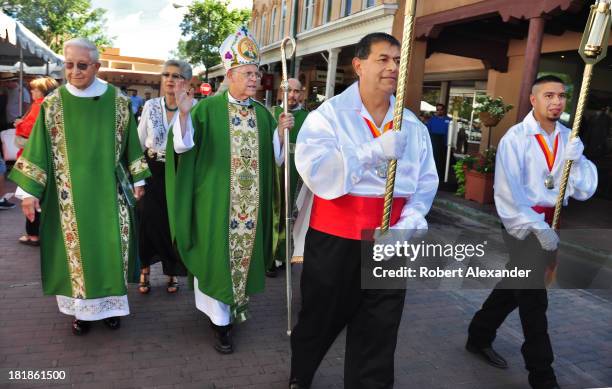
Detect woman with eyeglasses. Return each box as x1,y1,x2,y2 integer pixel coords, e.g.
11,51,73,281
136,59,194,294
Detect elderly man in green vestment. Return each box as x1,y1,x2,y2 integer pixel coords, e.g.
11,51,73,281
268,78,309,277
9,38,150,335
166,26,294,354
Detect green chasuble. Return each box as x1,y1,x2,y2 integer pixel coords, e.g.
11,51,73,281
271,106,308,263
165,91,277,321
9,85,150,299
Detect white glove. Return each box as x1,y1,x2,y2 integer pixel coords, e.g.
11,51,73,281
373,228,408,261
372,213,427,261
506,225,530,240
529,221,559,251
394,212,428,239
563,137,584,162
373,130,408,160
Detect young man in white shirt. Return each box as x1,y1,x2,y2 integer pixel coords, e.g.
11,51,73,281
466,75,598,389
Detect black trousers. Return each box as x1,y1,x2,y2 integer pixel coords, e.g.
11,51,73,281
468,230,557,388
430,133,447,178
290,228,406,389
25,211,40,236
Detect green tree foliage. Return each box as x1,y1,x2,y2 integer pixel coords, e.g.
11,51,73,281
3,0,113,53
177,0,250,80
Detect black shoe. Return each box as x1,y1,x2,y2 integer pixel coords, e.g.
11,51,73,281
71,319,90,335
466,341,508,369
289,378,309,389
103,316,121,330
0,199,16,210
212,324,233,354
266,267,277,278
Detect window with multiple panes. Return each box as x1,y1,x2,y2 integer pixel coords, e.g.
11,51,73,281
302,0,314,31
323,0,333,23
261,13,267,43
270,7,277,42
342,0,352,17
280,0,287,38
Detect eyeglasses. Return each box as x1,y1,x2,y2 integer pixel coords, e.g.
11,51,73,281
161,72,185,80
65,62,96,71
233,70,263,80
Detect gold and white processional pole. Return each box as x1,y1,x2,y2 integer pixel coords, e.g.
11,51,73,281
552,0,611,229
280,36,296,336
380,0,418,232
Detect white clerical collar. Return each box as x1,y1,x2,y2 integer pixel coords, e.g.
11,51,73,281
65,77,108,98
227,92,252,106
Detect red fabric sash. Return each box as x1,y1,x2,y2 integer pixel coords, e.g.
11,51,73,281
309,194,407,240
532,205,556,226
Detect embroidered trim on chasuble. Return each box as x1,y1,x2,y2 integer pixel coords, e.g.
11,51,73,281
14,157,47,186
128,157,148,177
44,90,86,299
227,103,260,322
114,88,132,285
114,88,129,161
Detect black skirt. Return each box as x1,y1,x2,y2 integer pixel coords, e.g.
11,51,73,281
137,153,187,276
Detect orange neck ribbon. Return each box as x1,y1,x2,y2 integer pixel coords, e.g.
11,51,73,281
363,116,393,138
534,133,559,172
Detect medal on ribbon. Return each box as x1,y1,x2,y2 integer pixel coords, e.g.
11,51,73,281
534,133,559,190
363,116,393,178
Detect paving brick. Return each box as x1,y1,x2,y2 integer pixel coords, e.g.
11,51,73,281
1,199,611,388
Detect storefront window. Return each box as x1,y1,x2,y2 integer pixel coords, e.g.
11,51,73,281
450,86,487,151
422,81,487,153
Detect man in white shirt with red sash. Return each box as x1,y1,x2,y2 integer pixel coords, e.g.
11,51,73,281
466,75,598,389
289,33,439,389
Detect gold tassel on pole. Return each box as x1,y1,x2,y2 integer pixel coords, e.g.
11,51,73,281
380,0,418,232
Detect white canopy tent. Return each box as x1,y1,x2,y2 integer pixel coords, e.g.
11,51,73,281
420,100,437,112
0,62,64,79
0,10,64,115
0,10,63,66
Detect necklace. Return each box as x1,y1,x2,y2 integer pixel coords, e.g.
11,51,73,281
164,99,178,112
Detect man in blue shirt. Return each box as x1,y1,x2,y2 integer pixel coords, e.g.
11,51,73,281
426,103,451,177
130,90,144,117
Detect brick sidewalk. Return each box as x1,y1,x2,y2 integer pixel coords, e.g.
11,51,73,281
0,198,610,389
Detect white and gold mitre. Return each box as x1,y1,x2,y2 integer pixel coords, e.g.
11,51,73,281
220,26,260,71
